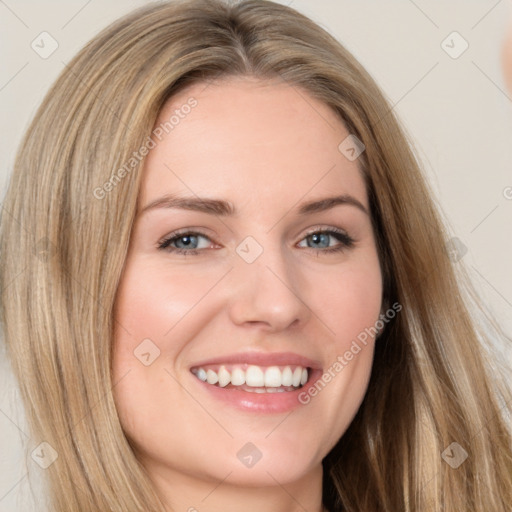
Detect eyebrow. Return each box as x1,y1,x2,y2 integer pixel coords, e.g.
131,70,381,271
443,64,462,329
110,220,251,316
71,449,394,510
140,193,369,217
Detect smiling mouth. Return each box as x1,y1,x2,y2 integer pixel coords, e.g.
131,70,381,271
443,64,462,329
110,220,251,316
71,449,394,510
190,364,310,392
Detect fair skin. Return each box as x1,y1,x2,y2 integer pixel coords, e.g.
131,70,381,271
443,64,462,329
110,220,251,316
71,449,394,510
112,76,383,512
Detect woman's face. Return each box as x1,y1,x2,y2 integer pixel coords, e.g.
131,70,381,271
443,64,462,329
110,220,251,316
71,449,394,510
112,77,383,492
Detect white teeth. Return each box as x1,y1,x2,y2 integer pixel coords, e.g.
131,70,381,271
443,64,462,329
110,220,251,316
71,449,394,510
292,367,302,387
244,387,288,393
196,368,207,382
192,364,310,389
281,366,293,387
231,367,246,386
206,369,218,385
246,365,265,387
217,365,230,387
264,366,282,387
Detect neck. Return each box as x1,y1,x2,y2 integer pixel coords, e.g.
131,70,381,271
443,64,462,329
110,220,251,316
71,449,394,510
149,462,325,512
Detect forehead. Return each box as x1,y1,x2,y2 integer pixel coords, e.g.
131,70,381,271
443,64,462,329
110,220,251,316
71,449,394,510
139,77,368,214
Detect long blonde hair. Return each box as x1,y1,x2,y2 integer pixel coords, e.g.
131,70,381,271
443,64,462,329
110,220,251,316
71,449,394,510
1,0,511,510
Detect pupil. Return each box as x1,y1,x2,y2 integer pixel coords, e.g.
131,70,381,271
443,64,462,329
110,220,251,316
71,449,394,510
311,233,328,248
178,235,196,248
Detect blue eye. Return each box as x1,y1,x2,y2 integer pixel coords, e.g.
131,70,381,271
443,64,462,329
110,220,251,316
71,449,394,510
157,228,354,255
298,230,354,252
157,231,211,255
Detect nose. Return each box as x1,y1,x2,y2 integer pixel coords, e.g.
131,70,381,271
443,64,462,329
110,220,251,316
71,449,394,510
226,241,312,333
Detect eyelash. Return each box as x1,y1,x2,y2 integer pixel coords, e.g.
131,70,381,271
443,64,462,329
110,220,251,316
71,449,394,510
157,227,355,256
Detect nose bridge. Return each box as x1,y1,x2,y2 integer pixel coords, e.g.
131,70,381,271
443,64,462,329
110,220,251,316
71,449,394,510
227,233,309,330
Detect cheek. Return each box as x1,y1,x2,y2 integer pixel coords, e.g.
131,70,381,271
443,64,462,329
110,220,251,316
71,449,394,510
111,262,179,437
314,254,383,343
111,258,230,442
298,253,382,438
112,258,222,356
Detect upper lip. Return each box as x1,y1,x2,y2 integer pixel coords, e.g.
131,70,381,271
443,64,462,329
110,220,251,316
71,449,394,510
189,351,323,370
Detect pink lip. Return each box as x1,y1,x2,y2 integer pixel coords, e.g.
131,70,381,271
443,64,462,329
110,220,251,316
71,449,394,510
189,351,323,370
188,351,323,414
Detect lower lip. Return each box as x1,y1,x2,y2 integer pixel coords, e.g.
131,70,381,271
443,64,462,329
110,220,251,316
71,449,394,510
190,368,323,413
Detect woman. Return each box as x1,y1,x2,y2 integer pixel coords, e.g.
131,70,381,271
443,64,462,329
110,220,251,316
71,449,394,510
0,0,510,510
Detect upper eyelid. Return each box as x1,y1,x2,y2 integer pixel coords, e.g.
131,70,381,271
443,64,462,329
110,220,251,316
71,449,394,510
159,226,352,248
164,225,350,239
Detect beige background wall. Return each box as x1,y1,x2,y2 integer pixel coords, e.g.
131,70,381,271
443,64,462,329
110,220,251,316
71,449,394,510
1,1,511,510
